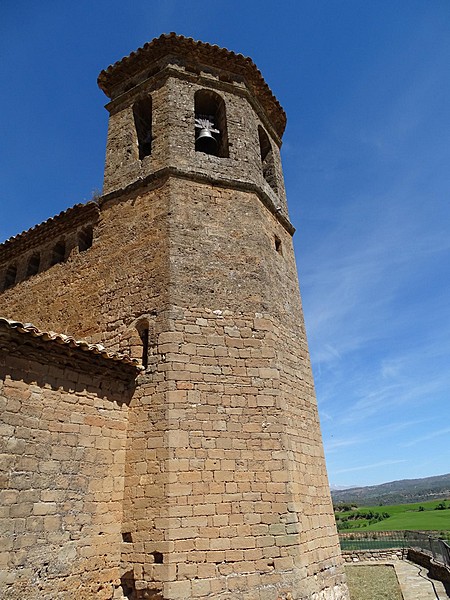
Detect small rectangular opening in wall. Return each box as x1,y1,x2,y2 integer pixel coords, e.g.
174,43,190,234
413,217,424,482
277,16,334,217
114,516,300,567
26,253,40,277
51,241,66,266
274,236,282,254
78,226,93,252
122,532,133,543
152,551,163,564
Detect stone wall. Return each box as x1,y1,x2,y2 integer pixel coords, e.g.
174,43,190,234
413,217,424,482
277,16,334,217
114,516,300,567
0,203,99,294
0,176,348,600
407,549,450,584
0,328,134,599
0,184,170,350
102,61,289,221
119,306,346,599
342,550,404,563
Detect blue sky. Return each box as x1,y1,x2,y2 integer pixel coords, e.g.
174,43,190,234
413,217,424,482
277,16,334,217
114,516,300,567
1,1,449,487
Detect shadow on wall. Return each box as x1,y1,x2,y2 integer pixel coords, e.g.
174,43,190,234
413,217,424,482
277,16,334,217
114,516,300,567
120,570,165,600
0,346,137,404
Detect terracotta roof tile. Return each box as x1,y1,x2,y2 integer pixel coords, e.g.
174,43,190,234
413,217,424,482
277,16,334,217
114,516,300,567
0,202,100,263
0,317,143,370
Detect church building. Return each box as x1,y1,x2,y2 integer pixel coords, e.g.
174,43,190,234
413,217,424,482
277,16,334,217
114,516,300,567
0,34,348,600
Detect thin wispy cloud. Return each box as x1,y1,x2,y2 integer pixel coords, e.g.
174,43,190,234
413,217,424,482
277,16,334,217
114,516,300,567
293,44,450,484
400,427,450,448
334,460,407,476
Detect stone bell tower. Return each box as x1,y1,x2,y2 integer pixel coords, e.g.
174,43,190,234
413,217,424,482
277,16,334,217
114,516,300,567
98,34,348,600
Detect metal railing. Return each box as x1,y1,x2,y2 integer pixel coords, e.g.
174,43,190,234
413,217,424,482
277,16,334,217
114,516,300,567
339,530,408,551
339,530,450,567
404,530,450,569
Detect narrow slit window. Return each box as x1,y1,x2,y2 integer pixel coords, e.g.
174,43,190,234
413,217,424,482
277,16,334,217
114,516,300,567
51,240,66,266
4,265,17,289
194,90,228,158
133,96,153,159
274,236,282,254
78,226,93,252
26,253,40,277
139,326,149,369
258,126,277,193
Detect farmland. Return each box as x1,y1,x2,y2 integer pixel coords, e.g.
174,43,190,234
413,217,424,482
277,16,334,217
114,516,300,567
334,499,450,532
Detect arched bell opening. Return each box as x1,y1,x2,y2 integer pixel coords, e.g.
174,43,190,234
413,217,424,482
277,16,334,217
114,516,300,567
258,126,277,193
194,90,228,158
133,96,153,160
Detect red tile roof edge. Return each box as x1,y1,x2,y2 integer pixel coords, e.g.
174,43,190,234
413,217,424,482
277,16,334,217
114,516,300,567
0,317,143,371
0,201,100,255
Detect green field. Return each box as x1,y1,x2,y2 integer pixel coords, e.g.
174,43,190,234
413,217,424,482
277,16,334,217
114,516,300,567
335,499,450,532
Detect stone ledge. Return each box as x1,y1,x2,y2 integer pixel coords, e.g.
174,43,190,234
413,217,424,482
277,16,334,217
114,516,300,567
100,165,296,236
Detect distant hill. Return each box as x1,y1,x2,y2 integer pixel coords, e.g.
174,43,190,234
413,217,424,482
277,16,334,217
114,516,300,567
331,473,450,506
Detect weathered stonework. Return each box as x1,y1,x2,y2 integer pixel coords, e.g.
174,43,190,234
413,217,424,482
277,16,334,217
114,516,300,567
0,34,349,599
0,320,138,599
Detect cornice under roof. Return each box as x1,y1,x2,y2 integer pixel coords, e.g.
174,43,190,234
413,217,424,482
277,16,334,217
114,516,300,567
97,33,286,138
0,202,99,264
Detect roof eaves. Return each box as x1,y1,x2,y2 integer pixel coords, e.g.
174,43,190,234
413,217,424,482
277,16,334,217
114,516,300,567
0,317,143,371
0,202,99,251
97,33,286,137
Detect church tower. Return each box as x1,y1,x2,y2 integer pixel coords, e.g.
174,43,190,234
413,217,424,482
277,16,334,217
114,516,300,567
0,33,348,600
97,34,347,600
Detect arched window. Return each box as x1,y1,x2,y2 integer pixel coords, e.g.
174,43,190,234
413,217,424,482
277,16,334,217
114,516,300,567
194,90,228,158
4,265,17,289
26,253,40,277
133,96,153,159
258,126,277,193
51,240,66,266
78,226,93,252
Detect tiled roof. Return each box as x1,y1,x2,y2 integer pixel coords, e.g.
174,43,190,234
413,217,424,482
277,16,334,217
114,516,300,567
98,33,286,138
0,202,99,263
0,317,142,370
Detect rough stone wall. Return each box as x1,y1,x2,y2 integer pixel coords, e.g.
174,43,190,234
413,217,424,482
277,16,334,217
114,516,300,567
116,179,346,599
0,185,170,350
342,550,404,562
0,337,133,599
166,179,300,330
0,179,347,599
121,307,346,600
0,207,98,294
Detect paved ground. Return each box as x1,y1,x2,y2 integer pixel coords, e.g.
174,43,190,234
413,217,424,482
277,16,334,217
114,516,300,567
393,559,450,600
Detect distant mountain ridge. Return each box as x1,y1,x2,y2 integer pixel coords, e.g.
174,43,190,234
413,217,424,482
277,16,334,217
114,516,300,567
331,473,450,506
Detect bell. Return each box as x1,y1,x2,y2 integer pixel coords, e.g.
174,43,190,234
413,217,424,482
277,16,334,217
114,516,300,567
195,128,218,154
